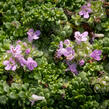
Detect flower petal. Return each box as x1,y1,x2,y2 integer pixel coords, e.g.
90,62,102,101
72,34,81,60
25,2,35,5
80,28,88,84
79,11,84,16
83,12,89,18
5,65,11,70
3,60,9,65
12,65,17,71
35,30,41,36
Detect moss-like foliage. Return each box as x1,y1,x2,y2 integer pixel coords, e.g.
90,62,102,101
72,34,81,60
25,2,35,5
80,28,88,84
0,0,109,109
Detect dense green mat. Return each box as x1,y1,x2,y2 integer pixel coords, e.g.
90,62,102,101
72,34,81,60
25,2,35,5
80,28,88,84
0,0,109,109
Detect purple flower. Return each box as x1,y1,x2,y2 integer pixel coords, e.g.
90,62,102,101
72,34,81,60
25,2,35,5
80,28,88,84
56,41,75,60
23,42,27,47
79,3,92,19
90,50,102,61
64,39,71,46
8,45,22,58
56,41,66,58
18,57,27,67
16,40,21,44
26,57,37,70
27,29,41,42
25,48,31,54
56,48,67,58
64,47,75,60
74,31,88,44
59,41,63,48
56,46,75,60
67,63,78,75
79,59,85,66
3,58,17,71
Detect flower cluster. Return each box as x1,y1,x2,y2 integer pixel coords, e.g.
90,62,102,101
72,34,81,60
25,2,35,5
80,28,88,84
3,41,38,71
3,29,41,71
79,3,92,19
56,39,75,61
56,31,102,75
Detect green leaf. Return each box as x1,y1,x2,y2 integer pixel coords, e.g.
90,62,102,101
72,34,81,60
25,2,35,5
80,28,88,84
9,91,18,99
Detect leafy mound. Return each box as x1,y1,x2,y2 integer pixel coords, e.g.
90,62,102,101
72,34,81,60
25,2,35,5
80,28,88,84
0,0,109,109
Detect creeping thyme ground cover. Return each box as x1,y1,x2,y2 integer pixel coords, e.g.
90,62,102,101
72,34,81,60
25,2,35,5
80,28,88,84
0,0,109,108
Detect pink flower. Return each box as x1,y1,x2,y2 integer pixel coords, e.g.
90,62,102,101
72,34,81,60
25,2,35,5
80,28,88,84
56,47,75,60
56,41,66,58
23,42,27,47
18,57,27,67
56,48,67,58
26,57,37,70
16,40,21,44
68,63,78,75
3,58,17,71
74,31,88,44
56,41,75,60
90,50,102,61
25,48,31,54
66,62,78,75
27,29,41,42
79,59,85,66
64,39,71,46
59,41,63,48
64,47,75,61
8,45,22,58
79,3,92,19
